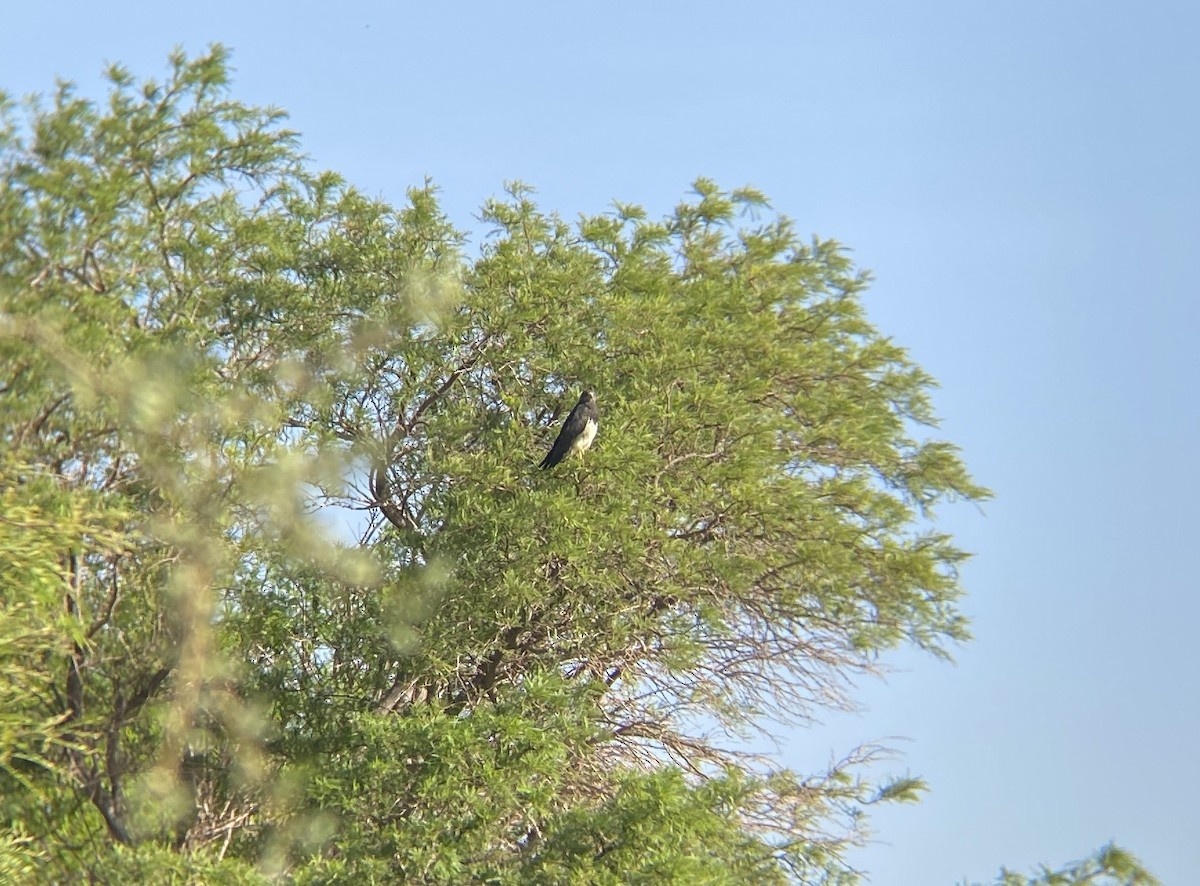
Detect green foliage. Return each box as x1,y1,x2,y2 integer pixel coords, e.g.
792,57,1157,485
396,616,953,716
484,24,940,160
965,843,1160,886
0,46,1141,885
519,768,790,886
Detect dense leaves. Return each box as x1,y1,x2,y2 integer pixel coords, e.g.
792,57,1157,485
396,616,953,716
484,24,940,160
0,48,1150,884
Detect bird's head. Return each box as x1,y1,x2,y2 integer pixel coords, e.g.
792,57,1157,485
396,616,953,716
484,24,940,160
580,389,595,403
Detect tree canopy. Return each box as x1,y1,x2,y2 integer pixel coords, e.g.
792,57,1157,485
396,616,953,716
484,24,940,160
0,47,1156,884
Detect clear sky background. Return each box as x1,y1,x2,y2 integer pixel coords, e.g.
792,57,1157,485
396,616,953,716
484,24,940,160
3,2,1196,882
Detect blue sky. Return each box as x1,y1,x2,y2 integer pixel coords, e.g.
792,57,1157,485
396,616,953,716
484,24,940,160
3,2,1196,882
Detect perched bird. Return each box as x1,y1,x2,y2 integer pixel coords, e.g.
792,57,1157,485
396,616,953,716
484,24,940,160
539,390,599,469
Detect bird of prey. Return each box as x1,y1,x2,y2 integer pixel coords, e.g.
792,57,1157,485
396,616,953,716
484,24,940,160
539,390,599,469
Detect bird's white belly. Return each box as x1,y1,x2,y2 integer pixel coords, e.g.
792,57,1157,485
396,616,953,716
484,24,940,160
571,418,598,455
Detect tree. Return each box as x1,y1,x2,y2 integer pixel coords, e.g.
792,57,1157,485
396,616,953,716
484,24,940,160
0,47,1149,884
965,843,1160,886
